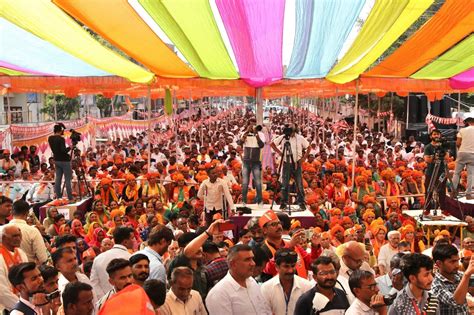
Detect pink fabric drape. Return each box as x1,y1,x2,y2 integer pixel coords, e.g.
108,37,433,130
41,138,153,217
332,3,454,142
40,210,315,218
450,67,474,89
0,61,50,75
216,0,285,87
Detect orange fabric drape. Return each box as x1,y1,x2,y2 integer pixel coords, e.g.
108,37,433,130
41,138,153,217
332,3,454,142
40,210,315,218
365,0,474,77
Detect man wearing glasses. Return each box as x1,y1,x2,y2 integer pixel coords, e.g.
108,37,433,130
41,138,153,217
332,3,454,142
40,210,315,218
346,270,387,315
294,256,349,315
338,241,375,303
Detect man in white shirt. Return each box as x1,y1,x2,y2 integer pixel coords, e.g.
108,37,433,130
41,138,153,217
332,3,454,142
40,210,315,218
8,200,48,264
452,117,474,197
271,123,309,210
206,244,272,315
161,267,207,315
346,270,388,315
90,226,134,299
261,248,312,315
197,167,235,226
52,247,96,302
96,258,134,311
338,241,375,303
0,225,28,313
378,231,400,275
26,172,54,204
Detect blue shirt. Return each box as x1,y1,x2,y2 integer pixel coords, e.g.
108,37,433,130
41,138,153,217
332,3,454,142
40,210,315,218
137,247,166,284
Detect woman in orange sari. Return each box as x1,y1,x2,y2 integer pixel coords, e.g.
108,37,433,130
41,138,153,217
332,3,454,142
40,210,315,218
330,224,345,247
400,223,425,253
371,225,387,258
95,178,118,207
171,173,190,204
122,174,139,204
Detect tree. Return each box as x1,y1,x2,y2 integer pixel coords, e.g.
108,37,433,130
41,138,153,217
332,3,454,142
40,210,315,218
41,95,80,121
96,95,112,117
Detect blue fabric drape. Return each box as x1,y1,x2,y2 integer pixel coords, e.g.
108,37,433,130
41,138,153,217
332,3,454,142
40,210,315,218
0,18,109,76
287,0,365,78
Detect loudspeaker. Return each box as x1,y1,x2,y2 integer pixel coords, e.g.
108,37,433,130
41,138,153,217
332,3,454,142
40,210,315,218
419,96,428,121
431,100,441,116
408,96,418,123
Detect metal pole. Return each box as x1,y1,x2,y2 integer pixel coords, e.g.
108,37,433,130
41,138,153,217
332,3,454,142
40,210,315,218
406,93,410,130
377,96,381,132
256,87,263,125
351,81,359,190
6,89,11,124
458,92,461,131
147,86,152,171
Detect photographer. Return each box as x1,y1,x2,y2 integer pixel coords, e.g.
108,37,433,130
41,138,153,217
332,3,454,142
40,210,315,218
48,124,73,201
423,129,449,210
240,119,265,206
271,123,309,210
452,117,474,198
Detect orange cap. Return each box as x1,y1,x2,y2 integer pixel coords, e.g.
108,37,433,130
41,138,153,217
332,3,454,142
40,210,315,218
258,210,278,228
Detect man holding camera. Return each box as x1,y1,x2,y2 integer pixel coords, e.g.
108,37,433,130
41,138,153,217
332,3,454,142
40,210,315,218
271,123,309,210
423,129,448,210
452,117,474,199
48,124,73,201
240,119,265,206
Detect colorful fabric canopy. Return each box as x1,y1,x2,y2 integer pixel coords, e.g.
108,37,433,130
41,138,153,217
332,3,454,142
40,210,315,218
287,0,365,79
216,0,285,87
0,0,472,91
366,0,474,78
411,34,474,80
450,67,474,89
53,0,196,79
326,0,433,84
138,0,237,79
1,0,154,83
0,18,109,77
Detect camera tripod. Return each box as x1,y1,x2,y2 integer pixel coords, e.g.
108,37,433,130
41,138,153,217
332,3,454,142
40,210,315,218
270,137,305,215
62,144,92,200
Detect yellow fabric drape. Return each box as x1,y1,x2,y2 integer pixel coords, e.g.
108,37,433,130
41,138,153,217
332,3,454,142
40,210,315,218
53,0,196,79
1,0,154,83
327,0,432,84
411,34,474,80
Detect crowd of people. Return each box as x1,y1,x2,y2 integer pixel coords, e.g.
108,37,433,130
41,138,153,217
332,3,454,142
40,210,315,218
0,107,473,314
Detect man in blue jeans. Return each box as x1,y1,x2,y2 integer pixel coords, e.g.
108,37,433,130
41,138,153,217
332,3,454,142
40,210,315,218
271,123,309,210
240,119,265,206
48,123,73,201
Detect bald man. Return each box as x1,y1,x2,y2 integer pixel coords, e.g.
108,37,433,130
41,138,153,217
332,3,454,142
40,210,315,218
0,225,28,312
338,241,375,303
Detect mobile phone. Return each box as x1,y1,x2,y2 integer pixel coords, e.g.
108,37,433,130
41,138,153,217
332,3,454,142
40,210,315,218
305,229,314,239
218,221,235,232
364,238,371,245
469,276,474,288
46,290,60,301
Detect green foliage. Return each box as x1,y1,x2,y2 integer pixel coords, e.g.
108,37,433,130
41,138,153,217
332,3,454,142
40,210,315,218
41,95,80,121
96,95,113,117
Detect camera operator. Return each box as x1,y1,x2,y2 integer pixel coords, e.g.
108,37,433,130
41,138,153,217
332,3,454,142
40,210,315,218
240,119,265,206
452,117,474,199
271,123,309,210
48,124,73,201
423,129,449,210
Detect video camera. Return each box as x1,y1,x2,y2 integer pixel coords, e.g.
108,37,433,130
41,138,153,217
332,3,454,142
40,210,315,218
70,129,82,146
433,136,450,158
283,124,293,139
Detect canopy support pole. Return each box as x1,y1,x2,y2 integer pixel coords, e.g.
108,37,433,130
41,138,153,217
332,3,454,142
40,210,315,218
377,96,381,133
406,93,410,130
351,80,359,190
256,87,263,125
457,92,461,131
5,89,11,125
147,85,152,171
